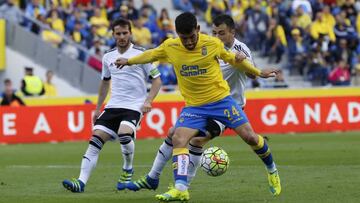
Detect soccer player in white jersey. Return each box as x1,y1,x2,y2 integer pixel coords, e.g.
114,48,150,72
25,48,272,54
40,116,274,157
62,18,162,193
126,14,280,197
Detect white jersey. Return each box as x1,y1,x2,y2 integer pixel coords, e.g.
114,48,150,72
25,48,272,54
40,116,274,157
219,39,255,107
101,44,160,113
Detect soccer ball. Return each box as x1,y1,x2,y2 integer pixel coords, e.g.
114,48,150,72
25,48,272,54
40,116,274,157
200,146,229,176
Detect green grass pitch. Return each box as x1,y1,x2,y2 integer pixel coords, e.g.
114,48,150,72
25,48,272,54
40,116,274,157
1,132,360,203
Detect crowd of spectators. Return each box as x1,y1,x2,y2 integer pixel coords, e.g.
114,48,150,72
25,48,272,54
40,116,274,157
175,0,360,86
1,0,360,88
1,78,26,106
0,0,177,86
0,67,58,106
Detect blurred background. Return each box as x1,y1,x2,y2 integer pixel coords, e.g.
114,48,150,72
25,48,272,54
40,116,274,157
0,2,359,202
0,0,359,140
0,0,359,97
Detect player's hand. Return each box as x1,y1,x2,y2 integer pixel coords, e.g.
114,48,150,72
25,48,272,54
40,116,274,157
115,58,128,69
141,100,152,114
93,109,101,124
259,68,280,78
235,51,246,62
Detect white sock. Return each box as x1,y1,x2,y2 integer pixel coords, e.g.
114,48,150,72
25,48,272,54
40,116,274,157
148,137,173,179
79,136,104,184
119,135,135,170
187,144,203,185
267,163,277,173
175,182,188,191
175,153,189,191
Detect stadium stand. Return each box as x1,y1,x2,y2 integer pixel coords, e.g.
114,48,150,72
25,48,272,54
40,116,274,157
0,0,359,95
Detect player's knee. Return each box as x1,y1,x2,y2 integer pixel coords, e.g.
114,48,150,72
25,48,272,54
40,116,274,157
171,133,182,146
118,133,133,145
164,135,173,146
167,127,175,138
173,128,198,147
93,129,112,142
172,133,188,147
88,135,105,152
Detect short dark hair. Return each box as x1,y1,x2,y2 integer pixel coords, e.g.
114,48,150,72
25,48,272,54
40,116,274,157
213,14,235,30
25,66,33,71
111,18,131,32
175,12,197,34
4,78,11,85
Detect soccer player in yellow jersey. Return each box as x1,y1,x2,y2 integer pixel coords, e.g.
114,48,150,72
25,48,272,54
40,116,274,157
116,12,281,201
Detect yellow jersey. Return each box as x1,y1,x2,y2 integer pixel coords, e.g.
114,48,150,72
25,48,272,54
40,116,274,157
44,82,57,96
89,16,109,37
129,34,244,106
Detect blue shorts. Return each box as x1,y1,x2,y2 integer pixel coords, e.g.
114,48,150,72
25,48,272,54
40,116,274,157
175,96,249,134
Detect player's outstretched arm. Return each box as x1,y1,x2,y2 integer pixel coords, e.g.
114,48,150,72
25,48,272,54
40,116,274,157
258,68,280,78
245,72,257,79
234,60,279,78
115,49,162,68
219,43,278,78
234,51,257,79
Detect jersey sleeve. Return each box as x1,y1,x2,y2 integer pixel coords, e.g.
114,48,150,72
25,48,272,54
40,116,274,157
217,39,237,65
217,39,261,76
101,56,111,80
144,63,161,79
150,42,169,63
128,42,168,65
241,44,256,67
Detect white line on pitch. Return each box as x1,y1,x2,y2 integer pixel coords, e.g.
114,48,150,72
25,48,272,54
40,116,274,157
6,164,154,169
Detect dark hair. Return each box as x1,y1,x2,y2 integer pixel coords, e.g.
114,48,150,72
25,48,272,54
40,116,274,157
111,18,131,32
175,12,197,34
25,66,33,72
160,8,170,21
4,78,11,84
213,14,235,30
